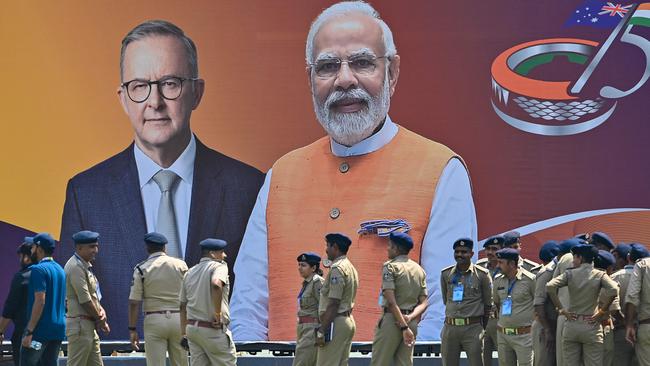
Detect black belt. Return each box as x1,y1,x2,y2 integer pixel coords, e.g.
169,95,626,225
337,310,352,317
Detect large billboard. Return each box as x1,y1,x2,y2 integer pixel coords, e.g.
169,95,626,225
1,1,649,342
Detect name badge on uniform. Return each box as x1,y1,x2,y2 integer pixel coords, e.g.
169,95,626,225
452,283,464,302
502,296,513,316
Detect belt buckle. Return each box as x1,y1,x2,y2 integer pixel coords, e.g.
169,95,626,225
505,328,516,335
453,318,466,326
165,310,171,319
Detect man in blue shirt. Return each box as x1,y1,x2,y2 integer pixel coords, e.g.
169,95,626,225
0,239,34,366
20,233,66,366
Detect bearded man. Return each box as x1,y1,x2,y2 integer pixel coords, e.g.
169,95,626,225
231,0,476,342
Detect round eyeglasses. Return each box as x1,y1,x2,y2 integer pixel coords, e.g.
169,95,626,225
121,76,199,103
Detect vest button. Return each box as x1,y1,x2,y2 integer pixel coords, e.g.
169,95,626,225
329,208,340,219
339,162,349,173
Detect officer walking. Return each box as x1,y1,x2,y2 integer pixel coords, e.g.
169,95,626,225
532,241,559,366
128,233,188,366
64,230,109,366
180,238,236,366
293,252,324,366
493,248,536,366
0,239,34,366
547,244,618,366
440,238,491,366
624,244,650,365
315,233,359,366
477,235,505,366
370,232,428,366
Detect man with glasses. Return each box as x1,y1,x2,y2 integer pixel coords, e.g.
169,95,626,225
59,20,264,339
232,1,476,342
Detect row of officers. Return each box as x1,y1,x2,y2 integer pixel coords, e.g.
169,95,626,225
2,229,650,366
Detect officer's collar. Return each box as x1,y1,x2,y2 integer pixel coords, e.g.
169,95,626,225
392,254,409,262
452,262,474,275
332,255,347,265
73,253,91,269
148,252,166,259
624,264,635,270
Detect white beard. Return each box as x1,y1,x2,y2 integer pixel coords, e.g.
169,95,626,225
312,72,391,147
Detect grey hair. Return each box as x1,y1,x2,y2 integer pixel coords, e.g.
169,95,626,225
120,20,199,80
305,1,397,65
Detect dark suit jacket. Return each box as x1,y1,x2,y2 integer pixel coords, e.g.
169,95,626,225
59,137,264,339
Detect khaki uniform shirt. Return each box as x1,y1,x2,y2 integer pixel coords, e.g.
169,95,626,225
129,252,188,312
534,261,558,321
180,257,230,323
65,254,100,317
625,257,650,320
298,274,324,318
493,268,536,327
319,256,358,315
611,265,635,308
441,263,491,318
553,253,574,308
520,257,541,274
547,263,618,315
381,255,428,311
476,259,502,280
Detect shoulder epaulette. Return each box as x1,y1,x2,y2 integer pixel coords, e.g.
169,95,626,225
521,270,536,281
474,265,489,274
441,265,454,273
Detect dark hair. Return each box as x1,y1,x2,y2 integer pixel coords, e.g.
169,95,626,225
146,244,165,254
42,246,54,256
310,263,324,276
120,20,198,80
330,242,349,255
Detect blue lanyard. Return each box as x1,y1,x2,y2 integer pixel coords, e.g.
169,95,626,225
452,269,473,287
298,281,308,299
491,268,501,280
507,279,517,296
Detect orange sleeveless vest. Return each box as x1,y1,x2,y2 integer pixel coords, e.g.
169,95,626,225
267,126,459,340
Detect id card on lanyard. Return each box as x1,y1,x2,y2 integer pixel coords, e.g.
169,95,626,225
297,282,308,311
451,271,471,302
501,279,516,316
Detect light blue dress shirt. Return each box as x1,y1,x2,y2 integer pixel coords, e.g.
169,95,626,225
133,134,196,258
231,117,477,341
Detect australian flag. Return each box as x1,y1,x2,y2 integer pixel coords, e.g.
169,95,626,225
566,0,636,28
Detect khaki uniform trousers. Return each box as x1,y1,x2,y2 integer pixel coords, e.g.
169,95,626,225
293,322,319,366
186,325,236,366
613,327,638,366
555,315,567,366
316,315,355,366
144,312,188,366
532,319,556,366
497,331,533,366
562,319,603,366
65,317,103,366
602,323,614,366
369,313,418,366
636,324,650,366
483,318,498,366
441,322,484,366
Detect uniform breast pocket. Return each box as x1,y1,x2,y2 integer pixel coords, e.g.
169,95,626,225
300,294,317,308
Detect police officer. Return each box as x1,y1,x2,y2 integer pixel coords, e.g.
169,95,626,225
624,244,650,365
547,244,618,366
370,232,428,366
532,241,559,366
180,238,236,366
551,238,581,366
493,248,536,366
315,233,358,366
477,235,505,366
440,238,491,366
0,239,34,366
590,232,615,252
64,230,109,366
611,244,647,366
612,244,632,272
294,252,324,366
503,231,541,273
128,232,188,366
595,250,620,366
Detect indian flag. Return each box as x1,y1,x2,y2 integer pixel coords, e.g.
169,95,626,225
629,3,650,27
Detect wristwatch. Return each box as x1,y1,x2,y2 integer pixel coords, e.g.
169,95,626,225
316,330,324,338
24,329,34,336
128,327,137,331
399,325,409,331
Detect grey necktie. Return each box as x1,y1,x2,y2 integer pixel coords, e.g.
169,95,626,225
152,170,182,258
